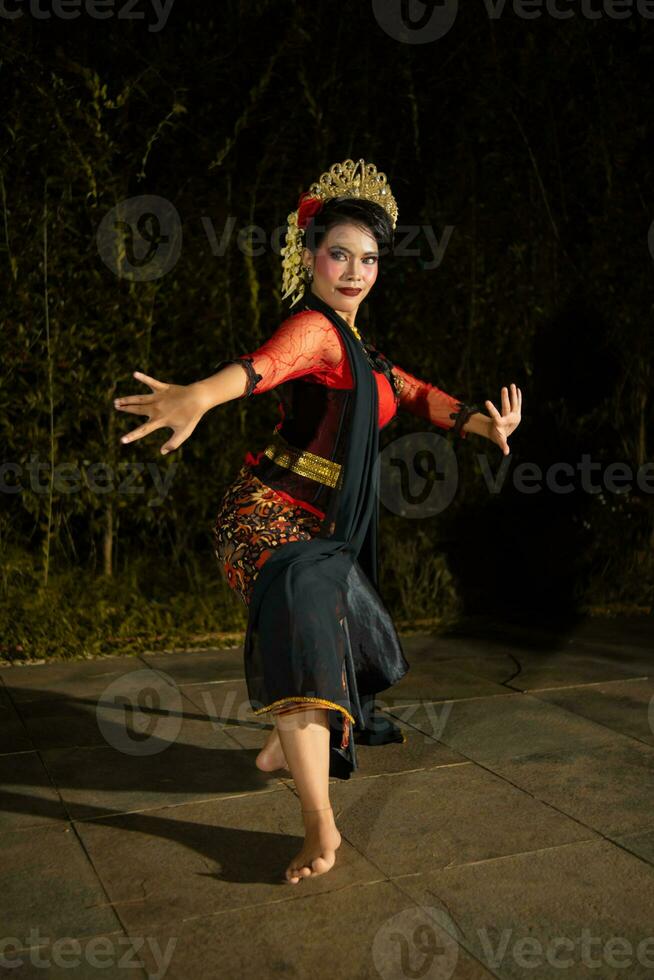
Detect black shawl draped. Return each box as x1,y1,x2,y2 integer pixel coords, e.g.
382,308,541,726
243,291,409,778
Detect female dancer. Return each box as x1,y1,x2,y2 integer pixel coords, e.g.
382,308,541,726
114,158,522,884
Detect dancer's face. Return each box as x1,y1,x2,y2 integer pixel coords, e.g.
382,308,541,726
302,223,379,327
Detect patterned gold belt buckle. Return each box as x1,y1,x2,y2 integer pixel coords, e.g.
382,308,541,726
262,429,341,488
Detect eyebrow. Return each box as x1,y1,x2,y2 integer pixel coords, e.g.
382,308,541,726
330,243,379,256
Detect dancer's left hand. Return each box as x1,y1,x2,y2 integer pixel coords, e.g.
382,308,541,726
485,383,522,456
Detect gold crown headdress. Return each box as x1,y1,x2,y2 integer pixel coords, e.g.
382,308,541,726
280,157,399,308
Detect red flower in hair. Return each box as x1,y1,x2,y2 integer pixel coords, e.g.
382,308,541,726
297,192,323,230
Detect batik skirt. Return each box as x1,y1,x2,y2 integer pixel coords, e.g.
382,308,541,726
212,463,354,749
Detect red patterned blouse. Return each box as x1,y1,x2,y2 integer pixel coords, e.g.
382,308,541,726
227,309,473,434
217,309,478,520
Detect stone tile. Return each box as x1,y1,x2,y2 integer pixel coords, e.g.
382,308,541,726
387,692,619,766
40,706,286,821
445,615,654,670
554,615,654,652
555,639,654,675
439,647,647,689
447,648,651,688
608,828,654,865
351,728,467,774
437,654,530,686
0,824,123,941
14,698,123,751
133,880,496,980
322,766,595,878
476,615,654,665
533,678,654,745
0,682,33,753
140,646,245,685
9,671,245,753
75,789,384,931
225,717,467,780
0,751,69,831
379,659,514,705
399,631,540,663
405,631,652,689
504,654,648,691
433,621,572,655
495,738,654,837
395,839,654,979
466,611,653,643
178,679,255,726
3,623,651,979
0,656,151,704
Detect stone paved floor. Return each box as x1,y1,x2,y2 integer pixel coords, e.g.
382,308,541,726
1,613,653,979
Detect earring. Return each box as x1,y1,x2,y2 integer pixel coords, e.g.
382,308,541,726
303,266,314,282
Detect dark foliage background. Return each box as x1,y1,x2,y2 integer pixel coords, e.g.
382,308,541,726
2,0,653,660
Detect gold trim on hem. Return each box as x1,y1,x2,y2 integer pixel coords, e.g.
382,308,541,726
253,696,356,726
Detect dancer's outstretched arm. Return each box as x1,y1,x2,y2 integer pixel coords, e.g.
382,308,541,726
113,310,342,455
387,360,522,456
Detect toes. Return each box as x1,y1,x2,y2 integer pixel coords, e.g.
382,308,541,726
285,848,336,882
285,864,310,883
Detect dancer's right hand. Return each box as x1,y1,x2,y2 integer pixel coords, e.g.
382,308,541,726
113,371,207,455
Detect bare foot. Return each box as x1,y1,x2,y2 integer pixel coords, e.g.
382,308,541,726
285,807,342,884
255,726,290,772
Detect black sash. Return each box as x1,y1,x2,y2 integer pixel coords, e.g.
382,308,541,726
242,291,409,778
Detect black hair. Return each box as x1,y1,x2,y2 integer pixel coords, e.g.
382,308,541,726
302,196,394,256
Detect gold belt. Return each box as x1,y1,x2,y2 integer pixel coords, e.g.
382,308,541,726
262,429,341,488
